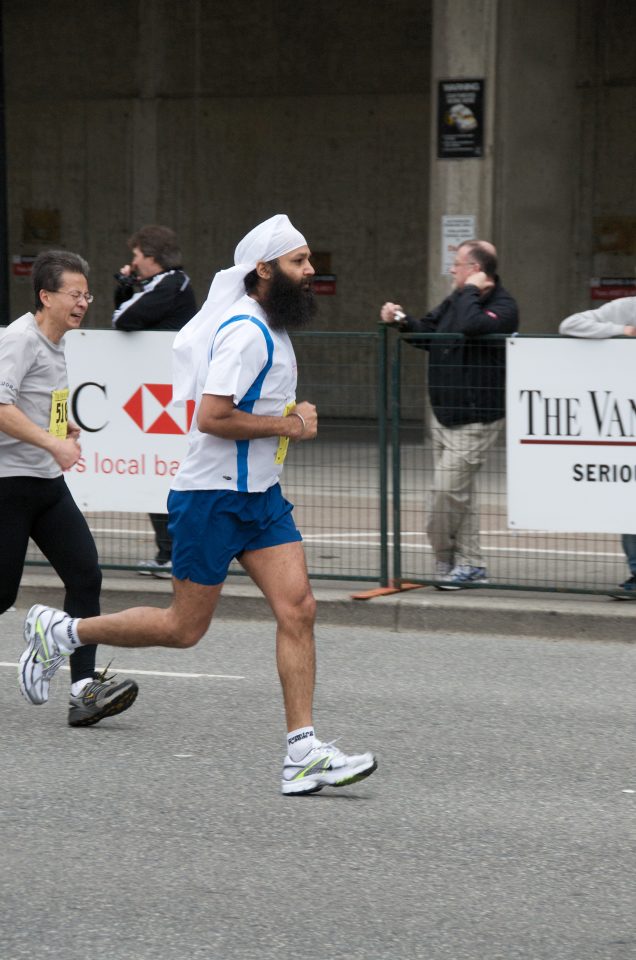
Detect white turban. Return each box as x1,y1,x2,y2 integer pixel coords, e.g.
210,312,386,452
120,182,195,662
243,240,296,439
172,214,306,404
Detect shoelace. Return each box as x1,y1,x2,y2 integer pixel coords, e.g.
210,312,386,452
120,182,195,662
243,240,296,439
313,737,344,760
94,660,117,686
39,653,65,679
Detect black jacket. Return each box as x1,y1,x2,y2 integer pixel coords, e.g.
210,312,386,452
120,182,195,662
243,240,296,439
402,279,519,427
113,269,197,332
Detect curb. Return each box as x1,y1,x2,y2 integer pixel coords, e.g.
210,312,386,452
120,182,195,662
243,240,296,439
15,573,636,643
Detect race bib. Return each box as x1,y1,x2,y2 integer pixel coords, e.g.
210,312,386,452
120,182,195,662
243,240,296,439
49,388,69,438
274,402,296,465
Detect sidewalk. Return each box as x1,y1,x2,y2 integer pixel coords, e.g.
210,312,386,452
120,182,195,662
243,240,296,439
15,570,636,644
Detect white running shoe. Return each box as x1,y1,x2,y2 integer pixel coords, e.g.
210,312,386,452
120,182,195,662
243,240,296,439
282,739,378,796
19,604,70,705
137,559,172,580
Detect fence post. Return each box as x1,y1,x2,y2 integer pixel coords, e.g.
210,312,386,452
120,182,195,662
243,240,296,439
391,336,402,585
377,326,389,586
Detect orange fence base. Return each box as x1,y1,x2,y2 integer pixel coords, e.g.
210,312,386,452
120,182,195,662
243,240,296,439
351,582,425,600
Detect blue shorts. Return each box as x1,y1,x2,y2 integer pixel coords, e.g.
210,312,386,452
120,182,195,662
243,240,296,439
167,483,302,585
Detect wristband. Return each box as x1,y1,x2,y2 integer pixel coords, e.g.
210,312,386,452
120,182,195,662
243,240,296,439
290,411,306,435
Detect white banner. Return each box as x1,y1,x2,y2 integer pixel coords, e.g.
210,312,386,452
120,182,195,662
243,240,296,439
507,337,636,533
64,331,193,512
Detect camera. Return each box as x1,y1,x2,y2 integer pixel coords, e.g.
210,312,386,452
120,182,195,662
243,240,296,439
113,271,142,291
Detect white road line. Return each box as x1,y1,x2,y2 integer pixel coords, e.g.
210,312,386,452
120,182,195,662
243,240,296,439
399,545,624,558
303,537,624,559
0,662,245,680
89,528,154,536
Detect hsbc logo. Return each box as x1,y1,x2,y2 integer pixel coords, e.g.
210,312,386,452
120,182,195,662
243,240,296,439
123,384,195,434
70,381,195,434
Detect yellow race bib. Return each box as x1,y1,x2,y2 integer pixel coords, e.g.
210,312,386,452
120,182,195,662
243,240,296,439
49,388,69,438
274,402,296,465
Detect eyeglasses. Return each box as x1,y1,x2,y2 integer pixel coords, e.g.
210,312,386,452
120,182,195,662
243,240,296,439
452,259,477,269
55,289,94,304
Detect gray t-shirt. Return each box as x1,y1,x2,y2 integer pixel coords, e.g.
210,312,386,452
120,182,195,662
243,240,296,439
559,297,636,338
0,313,68,478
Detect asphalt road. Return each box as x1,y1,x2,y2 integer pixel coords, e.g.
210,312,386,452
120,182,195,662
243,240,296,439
1,606,634,960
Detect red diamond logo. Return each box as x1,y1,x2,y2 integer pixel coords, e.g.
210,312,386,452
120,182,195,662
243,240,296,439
123,384,194,434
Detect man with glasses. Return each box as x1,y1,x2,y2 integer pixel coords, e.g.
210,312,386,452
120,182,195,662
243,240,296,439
0,249,138,723
380,240,519,589
113,225,197,579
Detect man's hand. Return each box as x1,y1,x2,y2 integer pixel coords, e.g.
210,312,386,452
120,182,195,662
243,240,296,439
119,264,133,277
624,325,636,337
380,302,405,325
67,420,81,441
290,401,318,441
465,271,495,295
50,436,82,471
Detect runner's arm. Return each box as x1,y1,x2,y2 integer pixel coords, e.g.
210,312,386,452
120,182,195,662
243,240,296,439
197,394,317,441
0,403,81,469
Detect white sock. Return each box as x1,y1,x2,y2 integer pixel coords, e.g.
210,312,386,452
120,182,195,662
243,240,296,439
70,677,93,697
287,726,317,762
51,616,82,654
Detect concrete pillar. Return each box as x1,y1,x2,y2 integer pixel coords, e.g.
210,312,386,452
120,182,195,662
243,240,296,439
127,2,163,226
427,0,499,306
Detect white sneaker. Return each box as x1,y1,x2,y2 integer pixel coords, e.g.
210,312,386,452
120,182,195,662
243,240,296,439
282,739,378,796
137,559,172,580
18,604,70,705
435,564,488,591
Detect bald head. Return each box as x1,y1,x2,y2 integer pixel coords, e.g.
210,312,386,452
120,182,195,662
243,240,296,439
458,240,497,277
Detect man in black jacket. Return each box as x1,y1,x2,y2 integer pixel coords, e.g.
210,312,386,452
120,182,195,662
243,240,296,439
113,225,197,577
381,240,519,589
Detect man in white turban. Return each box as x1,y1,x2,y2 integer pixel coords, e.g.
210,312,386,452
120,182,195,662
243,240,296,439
19,214,378,797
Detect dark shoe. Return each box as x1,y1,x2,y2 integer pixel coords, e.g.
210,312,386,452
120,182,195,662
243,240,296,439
609,575,636,600
68,667,139,727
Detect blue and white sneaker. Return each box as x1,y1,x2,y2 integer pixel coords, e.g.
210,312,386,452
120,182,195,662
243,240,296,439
19,604,70,705
282,739,378,796
436,564,488,590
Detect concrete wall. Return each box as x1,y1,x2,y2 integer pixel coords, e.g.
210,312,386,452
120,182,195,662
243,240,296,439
3,0,636,365
495,0,636,331
3,0,431,339
494,0,581,332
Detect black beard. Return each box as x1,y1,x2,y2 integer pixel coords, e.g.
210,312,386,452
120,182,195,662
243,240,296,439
260,267,317,332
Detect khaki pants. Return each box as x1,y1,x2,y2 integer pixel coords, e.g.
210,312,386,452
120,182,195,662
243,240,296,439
427,412,503,568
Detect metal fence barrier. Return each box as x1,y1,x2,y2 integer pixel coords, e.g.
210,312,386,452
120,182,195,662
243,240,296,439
24,330,629,594
392,332,628,595
25,331,390,584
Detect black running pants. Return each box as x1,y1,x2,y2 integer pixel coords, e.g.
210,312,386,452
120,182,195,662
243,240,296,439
0,475,100,682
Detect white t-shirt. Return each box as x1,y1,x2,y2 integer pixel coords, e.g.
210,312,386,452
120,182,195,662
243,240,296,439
172,295,297,493
0,313,67,478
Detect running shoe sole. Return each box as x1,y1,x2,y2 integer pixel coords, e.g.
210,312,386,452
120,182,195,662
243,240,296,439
68,682,139,727
282,756,378,796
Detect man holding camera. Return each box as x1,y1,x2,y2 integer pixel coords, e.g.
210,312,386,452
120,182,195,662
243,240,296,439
381,240,519,589
113,225,197,577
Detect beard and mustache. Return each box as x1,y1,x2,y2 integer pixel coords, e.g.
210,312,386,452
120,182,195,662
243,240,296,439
260,265,317,332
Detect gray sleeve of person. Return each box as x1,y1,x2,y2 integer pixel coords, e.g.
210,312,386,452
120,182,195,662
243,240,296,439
559,297,636,338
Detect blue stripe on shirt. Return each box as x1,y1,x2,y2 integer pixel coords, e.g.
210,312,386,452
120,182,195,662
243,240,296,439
209,315,274,492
